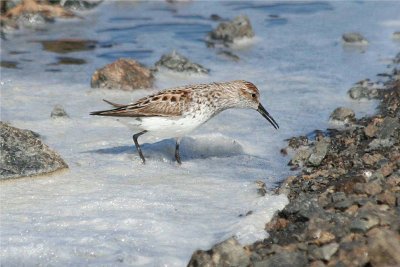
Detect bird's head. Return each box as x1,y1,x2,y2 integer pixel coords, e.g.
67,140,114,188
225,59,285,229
235,80,279,129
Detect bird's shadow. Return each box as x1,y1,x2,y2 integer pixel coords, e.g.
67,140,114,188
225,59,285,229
86,136,244,161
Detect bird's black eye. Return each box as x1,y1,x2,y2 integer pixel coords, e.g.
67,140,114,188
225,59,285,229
251,93,256,98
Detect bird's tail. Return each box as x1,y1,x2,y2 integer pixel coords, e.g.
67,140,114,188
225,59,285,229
90,99,127,116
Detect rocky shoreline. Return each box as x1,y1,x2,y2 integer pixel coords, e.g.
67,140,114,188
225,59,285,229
188,56,400,267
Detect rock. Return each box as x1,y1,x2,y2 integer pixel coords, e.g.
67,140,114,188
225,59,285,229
154,51,209,74
367,228,400,266
0,60,18,69
56,0,102,10
376,116,400,139
289,148,311,166
187,237,250,267
342,32,368,45
282,194,326,221
0,122,68,180
329,107,355,124
91,58,154,90
308,139,329,167
39,39,97,54
347,80,379,100
354,181,382,196
51,104,69,118
337,241,370,267
16,12,49,29
368,138,395,150
253,251,307,267
376,191,397,206
4,0,75,28
350,212,379,233
309,242,339,261
393,31,400,40
209,15,254,43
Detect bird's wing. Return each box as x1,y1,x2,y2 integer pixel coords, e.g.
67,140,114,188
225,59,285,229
91,89,192,117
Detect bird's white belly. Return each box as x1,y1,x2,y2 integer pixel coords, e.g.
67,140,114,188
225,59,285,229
117,115,208,139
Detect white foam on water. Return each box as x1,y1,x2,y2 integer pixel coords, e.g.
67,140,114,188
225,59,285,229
1,1,399,266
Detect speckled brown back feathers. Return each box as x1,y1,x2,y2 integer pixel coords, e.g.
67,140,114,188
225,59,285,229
91,89,193,117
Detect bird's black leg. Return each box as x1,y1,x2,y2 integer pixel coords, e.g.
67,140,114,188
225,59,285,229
175,138,182,164
132,130,147,164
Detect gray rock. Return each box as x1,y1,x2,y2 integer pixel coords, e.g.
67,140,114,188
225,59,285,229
376,116,400,139
342,32,368,45
254,252,307,267
0,122,68,180
289,148,311,166
393,31,400,40
368,138,395,150
51,104,69,118
350,212,379,233
155,51,209,74
16,12,48,29
309,242,339,261
348,80,379,100
329,107,355,123
187,237,250,267
91,58,154,90
59,0,102,10
308,139,329,167
283,194,327,221
209,15,254,43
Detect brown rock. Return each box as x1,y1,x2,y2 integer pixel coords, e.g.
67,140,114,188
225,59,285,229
337,242,369,267
91,58,154,90
377,191,397,206
266,217,289,231
364,123,378,137
354,182,382,196
387,174,400,187
362,153,383,166
367,228,400,266
379,163,394,177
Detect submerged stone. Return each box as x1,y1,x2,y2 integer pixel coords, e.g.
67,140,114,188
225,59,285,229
209,15,254,43
155,51,209,74
342,32,368,45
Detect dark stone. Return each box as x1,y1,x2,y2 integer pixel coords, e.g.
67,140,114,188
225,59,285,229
209,15,254,43
282,194,327,221
0,60,18,69
51,105,69,118
154,51,209,74
56,56,86,65
91,58,154,90
342,32,368,44
0,122,68,180
39,39,97,54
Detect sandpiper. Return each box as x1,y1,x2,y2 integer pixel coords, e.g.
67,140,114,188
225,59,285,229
90,80,279,164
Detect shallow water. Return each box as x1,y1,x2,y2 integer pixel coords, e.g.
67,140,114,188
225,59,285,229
1,1,399,266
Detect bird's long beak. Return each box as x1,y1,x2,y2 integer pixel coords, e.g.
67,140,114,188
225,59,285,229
257,103,279,129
